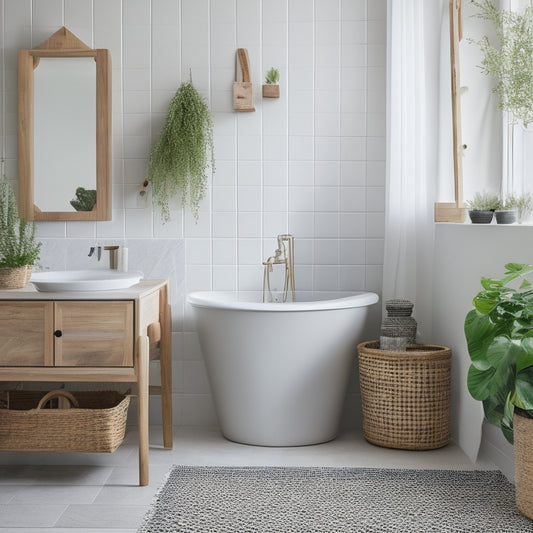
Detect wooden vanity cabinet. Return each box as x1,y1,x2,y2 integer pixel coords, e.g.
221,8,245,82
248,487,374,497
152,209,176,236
0,280,172,486
0,301,133,367
55,301,134,367
0,301,53,366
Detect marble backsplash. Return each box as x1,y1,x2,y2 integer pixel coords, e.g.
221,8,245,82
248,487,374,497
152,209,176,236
36,238,185,309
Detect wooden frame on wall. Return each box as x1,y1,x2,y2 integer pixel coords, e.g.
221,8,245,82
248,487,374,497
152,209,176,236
18,27,111,221
435,0,466,223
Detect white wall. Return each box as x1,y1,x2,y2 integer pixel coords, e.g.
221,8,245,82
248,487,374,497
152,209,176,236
433,224,533,479
0,0,386,427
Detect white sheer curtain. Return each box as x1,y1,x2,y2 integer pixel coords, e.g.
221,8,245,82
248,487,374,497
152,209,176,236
383,0,443,341
385,0,484,461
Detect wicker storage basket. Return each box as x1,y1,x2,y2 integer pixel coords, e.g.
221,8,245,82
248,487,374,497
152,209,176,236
357,341,451,450
0,389,130,453
0,265,32,289
514,412,533,519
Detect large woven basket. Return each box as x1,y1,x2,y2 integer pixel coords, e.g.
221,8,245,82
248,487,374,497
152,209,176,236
357,341,451,450
514,412,533,519
0,389,130,453
0,265,32,289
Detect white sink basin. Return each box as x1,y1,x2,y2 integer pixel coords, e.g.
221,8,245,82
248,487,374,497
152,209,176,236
30,270,144,292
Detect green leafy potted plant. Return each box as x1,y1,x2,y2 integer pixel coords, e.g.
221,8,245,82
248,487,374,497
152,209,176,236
0,175,41,289
147,77,215,222
262,67,280,98
465,263,533,518
465,191,501,223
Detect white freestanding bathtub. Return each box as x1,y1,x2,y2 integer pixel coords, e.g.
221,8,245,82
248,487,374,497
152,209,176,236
187,291,379,446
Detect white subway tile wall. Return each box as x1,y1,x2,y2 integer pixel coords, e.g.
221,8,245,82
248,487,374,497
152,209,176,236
0,0,385,428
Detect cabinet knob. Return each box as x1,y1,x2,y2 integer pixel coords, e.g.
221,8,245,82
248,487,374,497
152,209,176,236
53,330,63,338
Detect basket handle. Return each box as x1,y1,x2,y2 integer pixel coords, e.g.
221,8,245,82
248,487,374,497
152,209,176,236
37,390,79,409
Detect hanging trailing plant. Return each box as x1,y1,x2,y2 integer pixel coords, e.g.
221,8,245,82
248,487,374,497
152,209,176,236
147,78,215,221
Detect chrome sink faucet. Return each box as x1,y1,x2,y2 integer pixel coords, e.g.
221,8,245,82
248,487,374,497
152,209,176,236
88,245,121,270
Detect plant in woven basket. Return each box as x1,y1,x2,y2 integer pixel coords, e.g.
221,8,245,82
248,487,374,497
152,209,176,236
465,263,533,443
147,77,215,222
0,174,41,268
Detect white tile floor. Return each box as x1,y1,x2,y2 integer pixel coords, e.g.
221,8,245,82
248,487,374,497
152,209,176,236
0,426,496,532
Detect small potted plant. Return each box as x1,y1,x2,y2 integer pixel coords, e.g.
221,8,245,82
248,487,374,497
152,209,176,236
262,67,280,98
494,196,517,224
465,191,501,223
0,175,41,289
465,263,533,518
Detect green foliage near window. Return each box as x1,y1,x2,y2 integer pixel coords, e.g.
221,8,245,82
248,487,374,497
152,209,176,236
507,193,533,222
265,67,280,85
465,191,501,210
465,263,533,443
0,175,41,268
472,0,533,127
147,79,215,221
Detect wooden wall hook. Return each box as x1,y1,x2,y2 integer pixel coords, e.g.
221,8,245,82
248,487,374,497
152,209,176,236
233,48,255,112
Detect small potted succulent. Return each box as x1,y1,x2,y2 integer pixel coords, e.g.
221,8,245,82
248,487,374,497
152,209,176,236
262,67,280,98
465,191,501,223
0,174,41,289
465,263,533,518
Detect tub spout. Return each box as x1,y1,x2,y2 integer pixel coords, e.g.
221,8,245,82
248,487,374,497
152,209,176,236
263,234,295,303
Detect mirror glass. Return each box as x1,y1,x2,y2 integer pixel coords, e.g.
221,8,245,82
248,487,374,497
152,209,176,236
34,57,96,212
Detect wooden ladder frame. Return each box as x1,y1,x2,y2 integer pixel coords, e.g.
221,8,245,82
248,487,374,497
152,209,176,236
435,0,466,222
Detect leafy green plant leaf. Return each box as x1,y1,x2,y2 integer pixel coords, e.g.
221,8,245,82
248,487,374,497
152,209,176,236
468,364,496,400
517,337,533,372
502,394,515,444
515,366,533,409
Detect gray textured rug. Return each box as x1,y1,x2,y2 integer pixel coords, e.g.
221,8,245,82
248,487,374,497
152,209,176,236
138,466,532,532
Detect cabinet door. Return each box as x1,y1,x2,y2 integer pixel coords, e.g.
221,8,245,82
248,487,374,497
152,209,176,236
54,301,134,367
0,302,54,366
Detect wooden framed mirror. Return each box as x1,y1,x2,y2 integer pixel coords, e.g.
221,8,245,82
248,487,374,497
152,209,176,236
18,27,111,221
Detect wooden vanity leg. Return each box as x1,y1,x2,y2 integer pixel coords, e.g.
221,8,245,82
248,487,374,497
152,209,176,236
137,335,150,486
159,286,173,449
